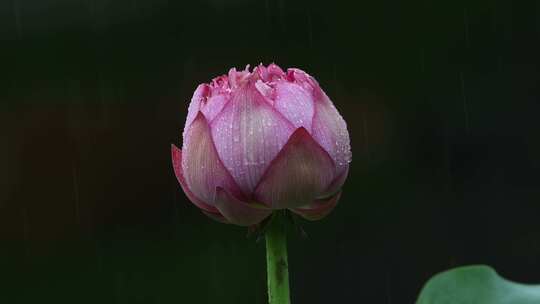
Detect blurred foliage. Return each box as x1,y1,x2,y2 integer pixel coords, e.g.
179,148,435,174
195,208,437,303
417,265,540,304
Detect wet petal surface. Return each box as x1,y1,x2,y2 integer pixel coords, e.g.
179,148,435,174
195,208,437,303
210,82,295,195
254,128,335,209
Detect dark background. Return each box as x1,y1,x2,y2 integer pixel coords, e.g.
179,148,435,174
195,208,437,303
1,0,540,303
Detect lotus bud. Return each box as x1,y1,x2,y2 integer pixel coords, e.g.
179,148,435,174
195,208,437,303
172,64,351,226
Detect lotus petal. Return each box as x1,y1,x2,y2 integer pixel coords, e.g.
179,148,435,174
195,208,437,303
254,127,335,209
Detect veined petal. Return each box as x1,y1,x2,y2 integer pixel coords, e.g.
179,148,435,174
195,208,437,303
210,81,295,195
201,93,229,122
214,187,272,226
273,81,314,132
184,83,231,139
183,84,209,140
171,144,218,213
255,63,286,83
320,166,349,198
253,127,336,209
291,191,341,221
228,66,251,88
311,89,352,176
181,112,245,205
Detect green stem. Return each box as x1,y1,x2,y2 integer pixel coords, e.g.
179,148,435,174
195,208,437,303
265,214,291,304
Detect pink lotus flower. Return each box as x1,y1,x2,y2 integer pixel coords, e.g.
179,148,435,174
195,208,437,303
171,64,351,226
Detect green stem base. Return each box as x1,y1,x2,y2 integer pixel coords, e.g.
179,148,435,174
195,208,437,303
265,213,291,304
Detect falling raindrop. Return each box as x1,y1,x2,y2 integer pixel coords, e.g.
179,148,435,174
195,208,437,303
362,111,370,161
21,206,28,258
306,8,313,48
99,74,109,128
419,47,425,74
443,124,453,193
460,72,470,132
277,0,286,33
114,272,127,302
171,182,179,236
386,267,393,304
463,7,470,47
72,163,81,224
95,239,103,273
13,0,22,39
491,3,497,33
332,63,338,87
264,0,272,39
